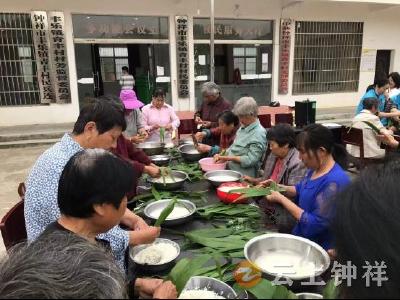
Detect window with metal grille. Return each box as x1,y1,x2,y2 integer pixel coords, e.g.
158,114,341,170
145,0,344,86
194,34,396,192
99,46,128,82
0,13,41,106
293,21,363,94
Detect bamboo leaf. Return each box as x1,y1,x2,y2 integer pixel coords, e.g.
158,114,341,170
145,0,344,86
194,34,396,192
151,186,161,201
168,254,213,293
323,279,339,299
154,197,178,227
362,121,381,134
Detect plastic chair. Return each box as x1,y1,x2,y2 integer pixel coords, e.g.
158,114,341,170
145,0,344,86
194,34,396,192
178,119,195,138
275,113,294,126
0,200,27,250
258,114,272,129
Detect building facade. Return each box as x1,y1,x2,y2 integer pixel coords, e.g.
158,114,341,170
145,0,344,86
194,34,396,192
1,0,400,126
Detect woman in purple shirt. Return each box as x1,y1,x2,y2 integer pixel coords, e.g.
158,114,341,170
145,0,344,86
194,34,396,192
261,124,350,250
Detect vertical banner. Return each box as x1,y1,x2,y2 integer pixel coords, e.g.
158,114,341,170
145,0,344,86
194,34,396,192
48,12,70,103
279,19,292,95
175,16,189,98
31,11,54,103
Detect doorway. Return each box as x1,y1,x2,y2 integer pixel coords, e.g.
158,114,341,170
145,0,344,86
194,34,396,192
74,43,171,108
374,50,392,81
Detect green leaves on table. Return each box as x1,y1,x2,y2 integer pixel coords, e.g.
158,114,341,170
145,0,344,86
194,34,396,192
196,203,262,221
322,279,340,299
183,226,261,259
230,182,286,201
233,279,298,299
154,197,178,227
167,254,235,294
170,162,203,182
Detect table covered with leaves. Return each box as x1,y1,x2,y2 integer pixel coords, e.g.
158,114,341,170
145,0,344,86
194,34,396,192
130,163,335,299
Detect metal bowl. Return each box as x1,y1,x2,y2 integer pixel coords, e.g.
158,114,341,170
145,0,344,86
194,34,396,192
147,170,188,190
204,170,243,187
244,233,330,281
137,142,165,156
179,138,194,146
180,276,238,299
130,238,180,273
144,199,196,226
296,293,323,299
150,154,171,166
178,144,206,162
164,142,175,149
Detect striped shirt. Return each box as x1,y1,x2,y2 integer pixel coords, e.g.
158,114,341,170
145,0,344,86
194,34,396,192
119,74,135,90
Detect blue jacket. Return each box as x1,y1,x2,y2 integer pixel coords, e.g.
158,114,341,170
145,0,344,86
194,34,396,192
356,89,387,126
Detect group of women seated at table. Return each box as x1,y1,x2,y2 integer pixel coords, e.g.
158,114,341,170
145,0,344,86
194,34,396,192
119,80,353,252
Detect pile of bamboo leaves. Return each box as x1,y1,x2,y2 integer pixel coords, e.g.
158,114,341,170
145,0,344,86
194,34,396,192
170,162,203,182
181,226,262,259
196,203,262,222
167,254,234,293
229,182,286,201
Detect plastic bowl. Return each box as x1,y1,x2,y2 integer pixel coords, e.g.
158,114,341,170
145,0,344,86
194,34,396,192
217,182,249,204
199,157,227,172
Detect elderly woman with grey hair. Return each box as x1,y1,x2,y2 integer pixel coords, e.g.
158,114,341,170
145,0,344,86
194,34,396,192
195,82,232,130
215,97,267,177
0,232,128,299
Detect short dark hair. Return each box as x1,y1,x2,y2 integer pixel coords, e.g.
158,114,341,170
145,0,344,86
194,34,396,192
217,111,239,127
366,78,389,92
362,97,379,110
58,149,134,218
389,72,400,89
0,232,127,299
152,87,166,98
73,96,126,134
267,123,296,148
122,66,129,72
334,160,400,299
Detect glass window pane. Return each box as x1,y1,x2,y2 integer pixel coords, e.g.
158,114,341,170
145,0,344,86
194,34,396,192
115,58,129,80
99,47,114,57
100,57,116,81
18,46,31,58
234,57,245,71
233,47,244,57
246,47,257,56
114,47,128,57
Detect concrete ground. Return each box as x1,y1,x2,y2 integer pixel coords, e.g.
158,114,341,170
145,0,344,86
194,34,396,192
0,145,48,254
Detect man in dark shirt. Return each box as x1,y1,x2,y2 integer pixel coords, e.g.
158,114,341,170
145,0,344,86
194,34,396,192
195,82,233,129
37,149,177,299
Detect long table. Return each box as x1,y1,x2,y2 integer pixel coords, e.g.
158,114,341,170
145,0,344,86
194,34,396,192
133,181,328,297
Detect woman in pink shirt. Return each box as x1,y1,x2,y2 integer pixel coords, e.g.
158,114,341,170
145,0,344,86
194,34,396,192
142,88,180,143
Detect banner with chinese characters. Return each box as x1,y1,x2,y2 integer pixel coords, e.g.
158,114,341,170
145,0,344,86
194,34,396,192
278,19,292,95
193,18,273,40
176,16,189,98
31,11,70,104
31,11,54,104
48,12,70,103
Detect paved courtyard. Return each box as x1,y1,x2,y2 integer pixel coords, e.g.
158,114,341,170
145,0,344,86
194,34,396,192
0,145,48,254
